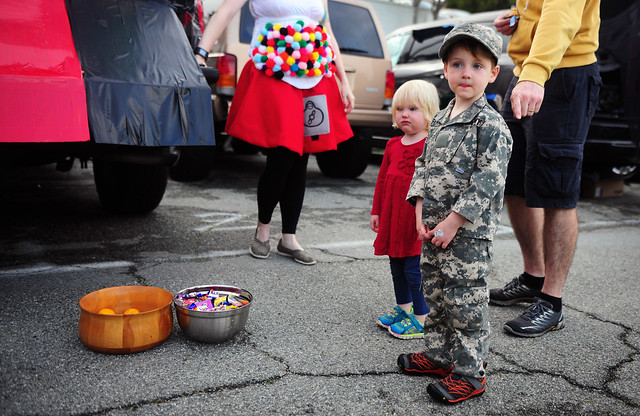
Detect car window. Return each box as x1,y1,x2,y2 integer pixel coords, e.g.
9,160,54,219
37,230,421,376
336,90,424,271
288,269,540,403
239,1,384,59
387,32,410,66
391,25,452,65
393,21,509,65
327,1,384,58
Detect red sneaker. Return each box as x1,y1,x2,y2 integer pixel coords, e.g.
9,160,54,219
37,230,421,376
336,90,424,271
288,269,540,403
396,351,453,376
427,373,486,403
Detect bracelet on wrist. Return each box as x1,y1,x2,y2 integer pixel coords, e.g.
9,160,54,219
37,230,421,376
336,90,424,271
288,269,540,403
194,46,209,60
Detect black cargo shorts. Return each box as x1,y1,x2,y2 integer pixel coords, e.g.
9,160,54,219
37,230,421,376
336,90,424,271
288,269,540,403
501,63,601,208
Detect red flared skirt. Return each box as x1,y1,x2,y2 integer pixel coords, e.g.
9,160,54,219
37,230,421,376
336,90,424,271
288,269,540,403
225,62,353,155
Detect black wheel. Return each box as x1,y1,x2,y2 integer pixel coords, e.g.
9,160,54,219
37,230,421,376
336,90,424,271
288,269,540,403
169,147,214,182
316,129,372,178
582,164,638,181
93,160,168,214
231,137,261,154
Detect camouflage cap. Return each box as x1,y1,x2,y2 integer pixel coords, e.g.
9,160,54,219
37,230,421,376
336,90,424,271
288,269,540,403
438,22,502,62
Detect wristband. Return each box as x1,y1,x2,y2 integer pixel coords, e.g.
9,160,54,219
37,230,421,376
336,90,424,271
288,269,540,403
194,46,209,60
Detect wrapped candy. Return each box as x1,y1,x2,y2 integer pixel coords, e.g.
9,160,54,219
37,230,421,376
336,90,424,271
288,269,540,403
175,290,249,312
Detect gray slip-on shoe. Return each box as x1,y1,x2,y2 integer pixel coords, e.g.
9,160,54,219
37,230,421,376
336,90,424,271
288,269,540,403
276,239,316,265
249,230,270,259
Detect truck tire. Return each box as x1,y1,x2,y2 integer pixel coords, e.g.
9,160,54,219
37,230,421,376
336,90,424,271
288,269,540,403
316,129,372,178
93,160,168,214
230,137,261,155
169,147,214,182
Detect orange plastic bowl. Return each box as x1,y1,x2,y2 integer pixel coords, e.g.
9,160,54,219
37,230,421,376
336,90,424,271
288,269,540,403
78,286,173,354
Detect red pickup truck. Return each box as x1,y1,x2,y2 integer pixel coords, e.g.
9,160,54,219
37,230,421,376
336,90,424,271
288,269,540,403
0,0,216,213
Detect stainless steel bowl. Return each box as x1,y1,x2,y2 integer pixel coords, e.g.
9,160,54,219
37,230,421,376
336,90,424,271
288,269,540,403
174,285,253,344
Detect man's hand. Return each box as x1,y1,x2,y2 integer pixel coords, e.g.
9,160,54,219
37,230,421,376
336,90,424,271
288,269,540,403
510,81,544,119
494,13,517,36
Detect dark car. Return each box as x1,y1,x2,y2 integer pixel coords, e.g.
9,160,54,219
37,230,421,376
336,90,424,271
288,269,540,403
386,10,513,111
384,5,640,181
583,0,640,180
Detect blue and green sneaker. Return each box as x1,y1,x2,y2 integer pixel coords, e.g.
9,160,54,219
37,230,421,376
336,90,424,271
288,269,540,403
377,306,409,328
389,314,424,339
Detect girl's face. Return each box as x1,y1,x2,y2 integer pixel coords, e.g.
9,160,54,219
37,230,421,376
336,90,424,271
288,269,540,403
443,45,499,107
394,103,428,136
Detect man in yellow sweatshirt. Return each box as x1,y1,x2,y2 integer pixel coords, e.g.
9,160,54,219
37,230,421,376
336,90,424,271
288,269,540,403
490,0,602,337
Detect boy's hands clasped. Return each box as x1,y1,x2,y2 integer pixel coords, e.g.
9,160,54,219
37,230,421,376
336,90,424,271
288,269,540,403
423,221,457,249
415,204,467,249
418,220,458,249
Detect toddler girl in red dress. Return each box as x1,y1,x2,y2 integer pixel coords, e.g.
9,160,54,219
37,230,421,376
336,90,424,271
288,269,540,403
371,80,439,339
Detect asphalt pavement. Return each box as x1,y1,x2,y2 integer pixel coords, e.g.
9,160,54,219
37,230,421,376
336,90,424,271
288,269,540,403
1,157,639,416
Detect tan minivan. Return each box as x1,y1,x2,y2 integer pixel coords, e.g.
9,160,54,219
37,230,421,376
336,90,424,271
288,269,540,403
203,0,394,178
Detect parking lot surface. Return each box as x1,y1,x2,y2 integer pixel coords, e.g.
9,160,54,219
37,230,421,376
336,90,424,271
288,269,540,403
1,155,639,415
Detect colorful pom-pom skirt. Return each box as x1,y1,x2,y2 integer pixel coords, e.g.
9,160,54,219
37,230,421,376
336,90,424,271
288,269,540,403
225,61,353,155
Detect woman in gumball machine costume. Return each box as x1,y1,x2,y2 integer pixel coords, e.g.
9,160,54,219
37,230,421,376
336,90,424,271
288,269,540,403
194,0,355,266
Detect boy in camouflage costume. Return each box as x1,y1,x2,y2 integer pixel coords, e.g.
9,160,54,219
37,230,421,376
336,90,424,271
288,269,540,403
397,23,512,403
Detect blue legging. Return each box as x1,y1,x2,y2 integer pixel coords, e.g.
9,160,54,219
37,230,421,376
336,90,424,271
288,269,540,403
390,255,429,315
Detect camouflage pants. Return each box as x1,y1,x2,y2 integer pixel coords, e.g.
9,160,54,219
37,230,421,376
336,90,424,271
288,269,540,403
420,236,492,378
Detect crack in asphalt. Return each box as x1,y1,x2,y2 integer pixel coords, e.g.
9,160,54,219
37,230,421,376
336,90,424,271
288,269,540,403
567,304,640,407
490,303,639,409
6,227,637,415
80,316,639,416
53,244,640,415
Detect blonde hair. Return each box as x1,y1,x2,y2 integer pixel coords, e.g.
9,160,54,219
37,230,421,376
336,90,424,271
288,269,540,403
391,80,440,129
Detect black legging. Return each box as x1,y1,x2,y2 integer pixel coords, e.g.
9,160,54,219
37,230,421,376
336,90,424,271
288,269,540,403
257,147,309,234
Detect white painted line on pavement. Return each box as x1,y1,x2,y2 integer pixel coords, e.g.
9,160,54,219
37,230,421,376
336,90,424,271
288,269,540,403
0,261,134,277
156,250,248,261
496,225,513,235
579,219,640,228
315,240,373,249
3,219,637,277
193,212,249,232
194,225,255,232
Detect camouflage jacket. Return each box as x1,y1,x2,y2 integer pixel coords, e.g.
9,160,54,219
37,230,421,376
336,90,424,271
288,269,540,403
407,95,513,240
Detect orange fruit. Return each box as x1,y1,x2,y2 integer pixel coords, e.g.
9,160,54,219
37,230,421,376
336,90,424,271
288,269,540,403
98,308,115,315
123,308,140,315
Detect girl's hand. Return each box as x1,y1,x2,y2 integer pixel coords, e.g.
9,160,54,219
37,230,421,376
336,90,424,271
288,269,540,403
370,215,379,233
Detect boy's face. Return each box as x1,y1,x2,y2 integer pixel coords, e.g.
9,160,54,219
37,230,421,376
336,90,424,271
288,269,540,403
443,44,499,107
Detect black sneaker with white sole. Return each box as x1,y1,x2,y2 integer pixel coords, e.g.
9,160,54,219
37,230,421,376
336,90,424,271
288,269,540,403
490,274,541,306
503,298,565,337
